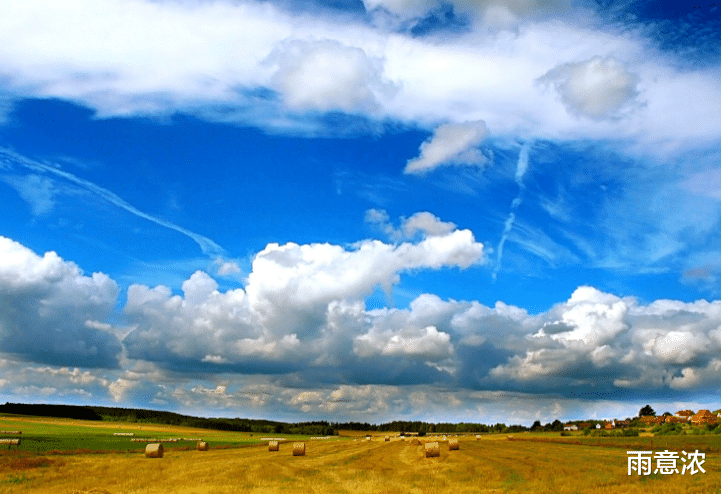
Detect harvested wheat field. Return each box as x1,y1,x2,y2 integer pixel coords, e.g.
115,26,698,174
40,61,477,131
1,435,720,493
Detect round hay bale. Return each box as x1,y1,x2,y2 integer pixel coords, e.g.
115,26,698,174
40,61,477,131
424,442,440,458
409,438,421,445
269,440,279,451
145,443,163,458
292,442,306,456
196,441,209,451
449,438,459,450
384,436,390,442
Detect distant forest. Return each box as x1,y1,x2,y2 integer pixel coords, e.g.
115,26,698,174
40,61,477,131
0,402,535,435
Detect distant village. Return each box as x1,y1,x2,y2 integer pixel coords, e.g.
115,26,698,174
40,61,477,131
563,408,721,431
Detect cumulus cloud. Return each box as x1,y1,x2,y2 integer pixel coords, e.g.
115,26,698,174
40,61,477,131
246,228,483,335
365,209,457,240
122,213,483,372
487,287,721,395
267,38,397,113
405,121,489,174
537,56,640,120
402,211,457,237
214,258,242,276
0,236,122,368
353,325,454,359
6,233,721,419
123,272,281,369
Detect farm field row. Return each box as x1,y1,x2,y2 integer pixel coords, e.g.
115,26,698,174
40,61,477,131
0,416,266,454
0,417,719,493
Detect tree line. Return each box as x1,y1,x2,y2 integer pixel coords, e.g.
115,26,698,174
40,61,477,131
0,403,336,436
330,420,528,434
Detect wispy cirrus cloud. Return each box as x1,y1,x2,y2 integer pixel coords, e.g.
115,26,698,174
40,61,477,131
0,148,225,256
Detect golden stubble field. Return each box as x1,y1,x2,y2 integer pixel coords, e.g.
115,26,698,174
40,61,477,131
0,426,719,493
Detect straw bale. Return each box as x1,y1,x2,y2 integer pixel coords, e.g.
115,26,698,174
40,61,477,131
292,442,306,456
449,438,459,450
145,443,164,458
384,436,390,442
196,441,209,451
409,438,421,445
268,440,279,451
424,442,440,458
476,435,481,440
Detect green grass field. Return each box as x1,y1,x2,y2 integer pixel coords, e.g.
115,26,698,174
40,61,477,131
0,416,719,493
0,415,267,454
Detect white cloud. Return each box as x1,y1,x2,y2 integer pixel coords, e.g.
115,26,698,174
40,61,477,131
6,233,721,415
245,228,483,335
365,209,457,240
215,259,242,276
682,168,721,201
405,121,489,174
537,56,640,120
0,236,122,368
123,213,482,369
1,174,56,215
551,286,629,347
488,287,721,392
123,273,264,364
0,0,717,160
668,367,701,390
402,211,457,237
643,330,709,364
353,325,454,359
268,38,397,113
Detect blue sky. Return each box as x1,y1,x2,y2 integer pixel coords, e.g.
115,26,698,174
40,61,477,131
0,0,720,425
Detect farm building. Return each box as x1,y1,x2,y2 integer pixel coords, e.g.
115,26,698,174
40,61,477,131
691,410,717,425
